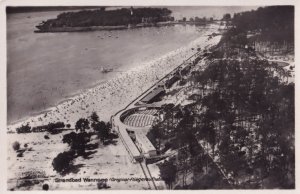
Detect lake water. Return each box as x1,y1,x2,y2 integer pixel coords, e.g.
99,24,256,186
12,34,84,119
7,10,211,124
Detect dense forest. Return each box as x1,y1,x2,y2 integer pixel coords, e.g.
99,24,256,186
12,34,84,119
232,6,294,43
36,7,173,29
151,6,294,189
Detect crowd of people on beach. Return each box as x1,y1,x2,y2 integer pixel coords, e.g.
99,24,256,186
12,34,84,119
8,29,220,133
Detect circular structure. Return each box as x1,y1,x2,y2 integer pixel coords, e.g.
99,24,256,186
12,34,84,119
120,107,159,128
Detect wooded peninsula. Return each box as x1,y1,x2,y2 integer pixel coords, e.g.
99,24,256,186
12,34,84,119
35,7,176,32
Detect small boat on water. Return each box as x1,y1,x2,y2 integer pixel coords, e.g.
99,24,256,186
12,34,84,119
101,67,113,73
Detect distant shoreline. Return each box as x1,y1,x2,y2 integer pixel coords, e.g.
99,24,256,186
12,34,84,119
34,21,210,33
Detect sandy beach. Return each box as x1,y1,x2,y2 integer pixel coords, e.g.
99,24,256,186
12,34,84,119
7,25,221,132
7,25,221,190
7,12,206,124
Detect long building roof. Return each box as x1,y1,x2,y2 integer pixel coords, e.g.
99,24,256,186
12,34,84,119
118,126,141,158
135,130,156,153
140,86,165,103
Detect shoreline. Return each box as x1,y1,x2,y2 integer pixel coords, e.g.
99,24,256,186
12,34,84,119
7,24,221,132
34,22,211,33
7,78,109,126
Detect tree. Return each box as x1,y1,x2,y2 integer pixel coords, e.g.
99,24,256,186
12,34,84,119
90,112,99,123
75,132,90,155
75,118,90,132
16,123,31,133
194,17,200,22
93,121,109,143
12,141,20,151
52,151,75,175
47,122,65,133
162,103,175,133
62,132,77,147
178,146,190,187
159,159,177,189
222,13,231,21
191,153,204,184
62,131,90,155
150,122,164,152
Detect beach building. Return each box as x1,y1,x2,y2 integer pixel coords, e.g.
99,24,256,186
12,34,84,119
113,106,159,162
115,126,143,162
140,86,165,104
135,131,157,157
165,74,180,89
